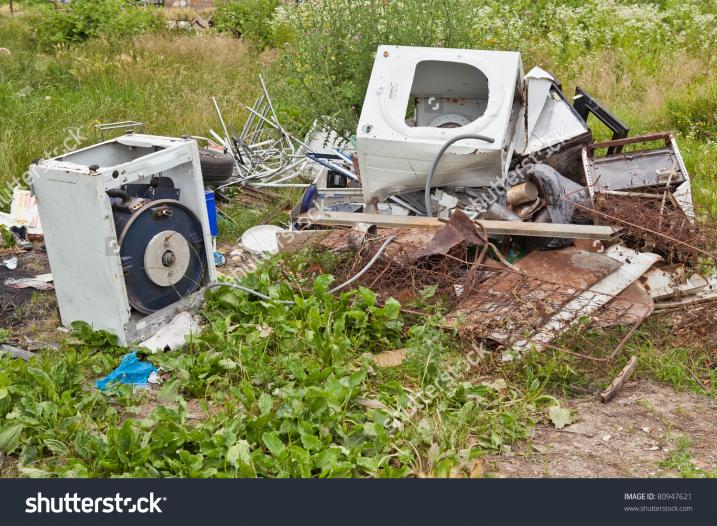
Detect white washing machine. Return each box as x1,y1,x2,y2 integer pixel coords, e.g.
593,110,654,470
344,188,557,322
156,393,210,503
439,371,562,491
357,45,524,203
31,134,217,345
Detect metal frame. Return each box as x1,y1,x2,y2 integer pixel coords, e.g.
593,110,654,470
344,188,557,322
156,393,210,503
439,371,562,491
581,132,694,221
95,121,144,140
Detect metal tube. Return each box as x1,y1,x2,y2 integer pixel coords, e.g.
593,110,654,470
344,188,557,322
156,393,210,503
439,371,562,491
212,97,242,175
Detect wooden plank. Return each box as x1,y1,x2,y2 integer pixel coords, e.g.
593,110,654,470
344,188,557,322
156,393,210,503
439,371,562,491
600,356,638,403
296,212,619,240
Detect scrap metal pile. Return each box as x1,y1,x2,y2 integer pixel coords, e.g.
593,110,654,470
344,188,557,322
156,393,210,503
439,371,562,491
202,75,355,192
266,46,716,360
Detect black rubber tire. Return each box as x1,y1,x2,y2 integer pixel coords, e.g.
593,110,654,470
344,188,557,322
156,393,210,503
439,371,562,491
199,148,234,182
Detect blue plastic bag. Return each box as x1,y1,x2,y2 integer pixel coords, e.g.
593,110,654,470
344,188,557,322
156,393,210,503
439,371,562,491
96,352,158,391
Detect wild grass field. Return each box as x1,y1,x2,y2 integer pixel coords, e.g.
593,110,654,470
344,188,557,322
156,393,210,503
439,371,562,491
0,0,716,478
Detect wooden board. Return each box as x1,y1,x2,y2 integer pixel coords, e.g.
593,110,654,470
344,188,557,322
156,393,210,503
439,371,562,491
296,211,619,240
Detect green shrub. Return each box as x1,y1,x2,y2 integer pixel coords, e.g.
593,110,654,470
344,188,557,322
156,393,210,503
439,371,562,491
213,0,278,49
668,81,717,140
30,0,162,48
268,0,717,138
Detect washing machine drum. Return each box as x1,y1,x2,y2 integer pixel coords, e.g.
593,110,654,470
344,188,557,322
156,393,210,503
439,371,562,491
118,199,208,314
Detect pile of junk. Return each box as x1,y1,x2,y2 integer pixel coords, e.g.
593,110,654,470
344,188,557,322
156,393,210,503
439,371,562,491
268,46,715,362
4,45,715,373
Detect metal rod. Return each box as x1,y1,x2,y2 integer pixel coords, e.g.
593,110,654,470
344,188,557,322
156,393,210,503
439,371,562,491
211,97,242,175
244,105,316,154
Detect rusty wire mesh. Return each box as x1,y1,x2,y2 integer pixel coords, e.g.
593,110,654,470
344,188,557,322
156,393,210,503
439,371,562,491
325,231,649,354
334,233,477,310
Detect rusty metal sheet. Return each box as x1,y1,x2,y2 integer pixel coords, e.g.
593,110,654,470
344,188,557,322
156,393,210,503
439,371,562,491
593,281,653,328
515,246,622,289
445,247,624,343
410,210,485,261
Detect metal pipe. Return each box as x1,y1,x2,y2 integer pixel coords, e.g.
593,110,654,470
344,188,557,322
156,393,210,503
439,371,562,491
211,97,243,175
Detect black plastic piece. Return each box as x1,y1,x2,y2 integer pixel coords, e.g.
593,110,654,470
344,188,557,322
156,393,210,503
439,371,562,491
123,177,180,202
573,87,629,154
305,152,359,183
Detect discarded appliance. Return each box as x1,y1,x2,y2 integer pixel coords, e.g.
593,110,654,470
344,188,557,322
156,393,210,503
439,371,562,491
31,134,217,346
357,46,524,203
95,120,144,141
512,80,628,186
582,132,694,220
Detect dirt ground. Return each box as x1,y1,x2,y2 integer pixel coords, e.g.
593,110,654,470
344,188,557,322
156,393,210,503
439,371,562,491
0,248,59,343
485,380,717,477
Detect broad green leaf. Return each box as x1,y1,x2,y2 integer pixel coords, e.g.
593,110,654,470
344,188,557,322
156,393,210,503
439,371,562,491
300,434,321,451
262,431,285,457
218,358,238,371
227,440,252,469
313,274,334,294
380,298,401,320
258,393,273,415
548,406,573,429
44,439,68,455
0,423,23,453
357,287,376,307
347,370,366,390
19,467,52,479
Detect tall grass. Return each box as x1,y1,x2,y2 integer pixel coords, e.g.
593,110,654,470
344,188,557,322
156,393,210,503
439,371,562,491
0,22,261,207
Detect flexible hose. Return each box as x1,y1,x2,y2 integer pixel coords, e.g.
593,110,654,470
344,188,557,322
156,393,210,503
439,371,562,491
207,235,396,303
328,235,396,294
106,189,131,203
424,134,495,217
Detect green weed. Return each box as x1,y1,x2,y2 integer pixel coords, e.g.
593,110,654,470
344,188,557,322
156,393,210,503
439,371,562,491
660,437,717,478
213,0,278,49
28,0,162,49
0,269,550,478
